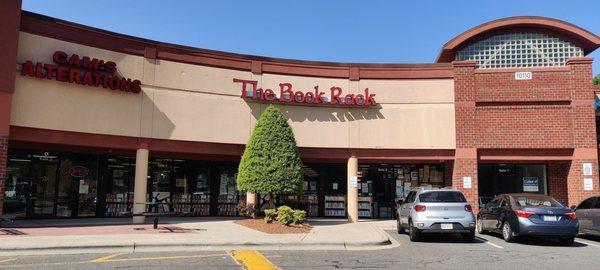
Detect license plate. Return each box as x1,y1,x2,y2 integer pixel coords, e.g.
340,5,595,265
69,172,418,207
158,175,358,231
441,223,453,230
543,215,557,221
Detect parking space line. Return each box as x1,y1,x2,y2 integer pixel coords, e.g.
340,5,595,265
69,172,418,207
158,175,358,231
0,258,17,263
475,236,504,249
101,253,228,263
576,240,600,248
90,253,123,263
232,250,280,270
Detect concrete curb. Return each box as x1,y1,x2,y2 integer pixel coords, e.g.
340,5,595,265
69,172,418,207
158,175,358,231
0,238,393,255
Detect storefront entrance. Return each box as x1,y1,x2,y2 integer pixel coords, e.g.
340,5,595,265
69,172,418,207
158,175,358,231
478,164,548,205
358,163,445,219
29,158,58,217
4,151,100,218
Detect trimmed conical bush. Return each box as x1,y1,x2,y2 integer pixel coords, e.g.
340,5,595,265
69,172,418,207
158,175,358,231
237,105,303,196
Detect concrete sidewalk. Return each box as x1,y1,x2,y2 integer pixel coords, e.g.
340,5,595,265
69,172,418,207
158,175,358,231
0,217,396,255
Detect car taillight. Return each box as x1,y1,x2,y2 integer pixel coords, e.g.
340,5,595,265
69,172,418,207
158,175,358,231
414,204,426,212
464,204,473,212
515,210,534,218
565,211,577,220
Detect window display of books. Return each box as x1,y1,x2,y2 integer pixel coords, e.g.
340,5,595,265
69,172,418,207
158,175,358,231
299,194,319,217
218,194,237,203
358,196,372,218
217,204,237,216
168,194,211,216
217,194,244,216
324,195,346,217
105,193,132,217
191,194,210,203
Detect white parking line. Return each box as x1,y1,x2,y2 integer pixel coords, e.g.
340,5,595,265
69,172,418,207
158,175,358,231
576,240,600,248
476,236,504,249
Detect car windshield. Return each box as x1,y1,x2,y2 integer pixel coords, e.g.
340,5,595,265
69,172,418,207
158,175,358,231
513,195,562,207
419,191,466,203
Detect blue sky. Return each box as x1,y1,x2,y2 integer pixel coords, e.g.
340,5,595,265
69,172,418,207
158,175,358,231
22,0,600,74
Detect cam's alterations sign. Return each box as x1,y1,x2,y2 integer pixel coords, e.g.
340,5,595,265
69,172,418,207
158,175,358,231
234,78,377,107
21,51,142,94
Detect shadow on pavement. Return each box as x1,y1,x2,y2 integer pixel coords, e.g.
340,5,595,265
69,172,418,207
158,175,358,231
308,219,350,226
577,234,600,242
386,230,483,244
483,232,587,247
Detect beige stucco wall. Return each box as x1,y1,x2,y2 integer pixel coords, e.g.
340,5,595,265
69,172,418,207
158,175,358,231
12,32,456,149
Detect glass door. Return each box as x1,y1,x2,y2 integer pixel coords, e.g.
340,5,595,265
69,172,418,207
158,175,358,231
29,159,59,218
57,155,99,217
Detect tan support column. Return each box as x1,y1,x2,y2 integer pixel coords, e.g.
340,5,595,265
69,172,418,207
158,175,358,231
132,148,149,224
347,155,358,222
246,192,257,205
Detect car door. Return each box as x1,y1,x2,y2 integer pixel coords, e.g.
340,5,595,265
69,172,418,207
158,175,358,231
576,197,595,233
489,196,508,231
592,196,600,235
482,197,500,229
399,191,415,226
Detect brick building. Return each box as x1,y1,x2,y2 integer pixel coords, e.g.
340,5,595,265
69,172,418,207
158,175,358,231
1,1,599,221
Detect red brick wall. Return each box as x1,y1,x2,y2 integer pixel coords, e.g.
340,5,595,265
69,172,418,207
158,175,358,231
0,136,7,215
475,70,571,102
452,57,599,209
476,105,573,148
452,157,479,213
567,158,598,206
547,162,569,205
452,61,480,213
444,160,453,187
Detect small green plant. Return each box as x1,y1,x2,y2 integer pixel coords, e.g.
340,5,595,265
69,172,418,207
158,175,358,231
264,208,277,223
594,74,600,86
276,205,295,225
236,201,256,218
292,209,307,224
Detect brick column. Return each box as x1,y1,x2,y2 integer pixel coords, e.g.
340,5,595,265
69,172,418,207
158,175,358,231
452,61,479,212
566,57,600,206
444,160,454,187
0,0,22,215
0,137,7,214
547,162,569,205
453,149,478,212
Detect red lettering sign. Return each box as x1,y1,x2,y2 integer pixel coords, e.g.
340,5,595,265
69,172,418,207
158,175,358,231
234,79,377,107
21,51,142,94
69,166,90,178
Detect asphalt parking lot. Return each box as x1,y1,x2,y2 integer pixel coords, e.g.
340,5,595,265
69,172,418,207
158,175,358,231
0,231,599,269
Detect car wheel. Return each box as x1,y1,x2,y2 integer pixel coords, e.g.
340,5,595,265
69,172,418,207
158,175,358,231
476,218,487,234
559,236,575,246
502,221,516,243
462,232,475,243
409,220,420,242
397,219,405,234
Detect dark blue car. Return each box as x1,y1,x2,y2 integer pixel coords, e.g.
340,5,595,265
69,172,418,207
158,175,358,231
476,193,578,245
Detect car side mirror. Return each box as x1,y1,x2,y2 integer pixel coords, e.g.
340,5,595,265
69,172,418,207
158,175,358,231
570,205,577,211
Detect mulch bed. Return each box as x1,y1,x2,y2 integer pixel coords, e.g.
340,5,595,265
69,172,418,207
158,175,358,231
235,219,312,234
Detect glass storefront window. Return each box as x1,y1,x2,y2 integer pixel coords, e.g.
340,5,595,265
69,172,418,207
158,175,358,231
215,164,241,216
4,153,32,218
516,164,547,195
478,164,548,198
57,155,99,217
29,152,59,217
105,156,135,217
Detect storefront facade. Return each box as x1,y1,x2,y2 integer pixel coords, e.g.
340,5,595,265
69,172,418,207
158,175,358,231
1,2,600,221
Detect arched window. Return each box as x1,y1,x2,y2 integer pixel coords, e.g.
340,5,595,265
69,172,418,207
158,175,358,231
456,33,583,68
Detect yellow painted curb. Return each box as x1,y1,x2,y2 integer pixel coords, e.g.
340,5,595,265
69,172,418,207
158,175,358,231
232,250,279,270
